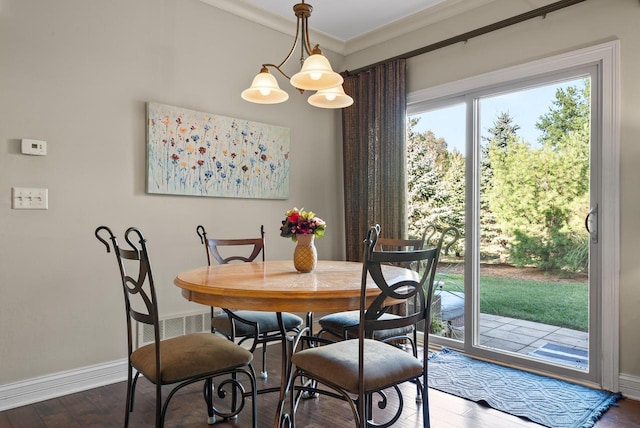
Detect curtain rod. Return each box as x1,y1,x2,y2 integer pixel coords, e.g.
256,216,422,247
345,0,588,76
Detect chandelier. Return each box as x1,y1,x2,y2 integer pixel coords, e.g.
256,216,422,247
241,1,354,109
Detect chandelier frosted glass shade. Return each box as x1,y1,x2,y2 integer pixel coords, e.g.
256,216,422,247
240,1,352,109
241,68,289,104
308,85,354,109
290,54,343,91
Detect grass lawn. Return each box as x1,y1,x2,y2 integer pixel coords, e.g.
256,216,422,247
435,272,589,332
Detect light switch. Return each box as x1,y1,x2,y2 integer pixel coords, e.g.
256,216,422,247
12,187,48,210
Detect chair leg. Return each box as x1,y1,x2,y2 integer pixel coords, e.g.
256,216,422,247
357,392,367,428
129,371,140,412
422,380,430,428
230,372,239,418
124,367,133,428
366,393,374,424
413,330,422,403
203,378,217,425
260,340,268,379
156,382,162,428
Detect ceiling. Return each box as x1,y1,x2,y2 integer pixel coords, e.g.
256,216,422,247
238,0,446,41
200,0,498,55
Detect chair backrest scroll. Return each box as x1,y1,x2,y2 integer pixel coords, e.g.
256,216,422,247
95,226,160,361
359,224,442,340
196,225,265,265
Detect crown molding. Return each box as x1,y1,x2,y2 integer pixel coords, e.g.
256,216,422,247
200,0,497,56
343,0,496,56
200,0,346,54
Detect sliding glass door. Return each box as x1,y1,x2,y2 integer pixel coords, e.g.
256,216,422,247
475,77,592,373
407,53,612,385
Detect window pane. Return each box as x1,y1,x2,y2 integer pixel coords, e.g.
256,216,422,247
477,78,590,369
408,103,466,341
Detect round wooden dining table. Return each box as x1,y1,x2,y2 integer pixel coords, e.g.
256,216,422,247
174,259,410,313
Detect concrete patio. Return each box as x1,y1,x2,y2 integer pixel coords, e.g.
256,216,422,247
479,313,589,355
441,312,590,368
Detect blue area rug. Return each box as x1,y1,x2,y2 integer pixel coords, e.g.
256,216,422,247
529,343,589,369
428,348,620,428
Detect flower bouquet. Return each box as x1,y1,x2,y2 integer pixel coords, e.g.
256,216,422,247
280,207,326,241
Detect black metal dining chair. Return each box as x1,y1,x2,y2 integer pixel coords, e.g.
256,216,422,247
196,224,303,379
95,226,257,428
316,225,435,346
283,224,442,427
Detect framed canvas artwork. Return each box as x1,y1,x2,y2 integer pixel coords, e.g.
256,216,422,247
146,102,290,199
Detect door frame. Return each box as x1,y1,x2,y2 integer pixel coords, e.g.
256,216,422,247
408,40,619,390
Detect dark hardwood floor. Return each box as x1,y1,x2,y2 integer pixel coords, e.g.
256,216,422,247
1,346,639,428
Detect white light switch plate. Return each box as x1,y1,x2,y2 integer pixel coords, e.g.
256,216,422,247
12,187,48,209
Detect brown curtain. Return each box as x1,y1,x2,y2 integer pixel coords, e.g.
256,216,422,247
342,59,407,262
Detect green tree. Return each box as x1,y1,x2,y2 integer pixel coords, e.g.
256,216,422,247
407,117,464,247
486,80,590,271
480,112,520,260
485,111,521,149
536,81,590,149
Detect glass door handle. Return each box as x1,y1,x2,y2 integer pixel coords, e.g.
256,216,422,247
585,205,598,243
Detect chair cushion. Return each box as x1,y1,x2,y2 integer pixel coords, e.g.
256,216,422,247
318,311,413,340
130,332,253,384
435,290,465,321
212,311,303,336
291,339,423,393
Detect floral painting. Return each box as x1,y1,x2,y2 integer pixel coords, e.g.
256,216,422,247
146,102,290,199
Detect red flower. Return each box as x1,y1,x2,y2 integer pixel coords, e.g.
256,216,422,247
288,212,300,223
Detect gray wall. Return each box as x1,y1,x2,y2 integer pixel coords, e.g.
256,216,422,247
0,0,345,384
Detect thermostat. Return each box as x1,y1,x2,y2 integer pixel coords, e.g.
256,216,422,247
21,139,47,156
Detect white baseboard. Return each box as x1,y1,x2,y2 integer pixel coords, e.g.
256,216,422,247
0,359,128,412
619,373,640,400
1,359,639,412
